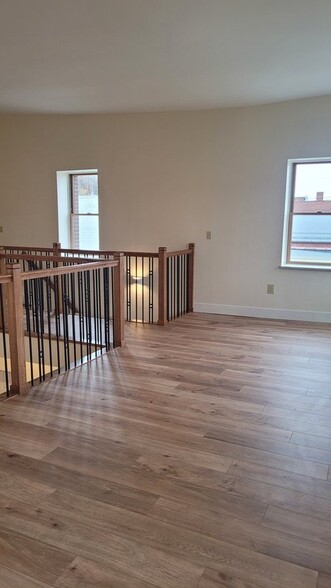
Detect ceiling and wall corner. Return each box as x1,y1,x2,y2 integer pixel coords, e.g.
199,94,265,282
0,1,330,320
1,0,331,114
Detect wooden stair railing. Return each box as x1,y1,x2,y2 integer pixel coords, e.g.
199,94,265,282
0,257,124,396
2,242,195,324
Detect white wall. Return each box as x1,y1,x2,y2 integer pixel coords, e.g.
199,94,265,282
0,96,331,320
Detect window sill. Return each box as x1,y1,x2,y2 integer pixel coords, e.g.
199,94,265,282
280,263,331,271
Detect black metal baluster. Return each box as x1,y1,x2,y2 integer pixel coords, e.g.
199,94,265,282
179,255,181,316
24,280,34,384
183,255,186,314
127,256,131,322
53,276,61,374
32,279,42,382
97,268,102,349
170,256,173,321
172,256,175,320
78,271,84,363
135,256,138,323
176,255,180,318
87,271,92,359
84,271,92,360
111,267,115,349
39,276,46,381
83,272,88,360
31,275,36,333
141,257,145,324
103,268,110,351
61,273,69,371
45,277,53,378
166,257,170,322
94,269,99,348
93,269,97,356
70,272,77,367
149,257,152,324
0,284,9,395
186,254,188,314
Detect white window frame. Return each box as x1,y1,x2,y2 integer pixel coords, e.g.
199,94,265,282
56,168,99,250
70,172,99,250
281,157,331,271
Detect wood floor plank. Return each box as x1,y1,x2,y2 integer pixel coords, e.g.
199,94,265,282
0,495,204,588
0,464,55,505
0,313,330,586
42,446,266,524
44,416,329,479
0,564,52,587
291,432,331,452
38,488,316,588
135,453,331,520
199,567,292,588
150,496,329,575
0,527,73,584
0,450,158,516
204,428,331,467
54,556,156,587
262,505,331,545
227,460,331,501
0,430,58,459
317,573,331,587
262,405,331,428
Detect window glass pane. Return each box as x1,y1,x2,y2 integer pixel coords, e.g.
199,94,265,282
290,214,331,264
293,163,331,213
72,174,98,214
72,215,99,250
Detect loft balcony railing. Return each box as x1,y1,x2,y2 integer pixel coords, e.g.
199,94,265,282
2,242,195,325
0,255,124,398
0,242,195,398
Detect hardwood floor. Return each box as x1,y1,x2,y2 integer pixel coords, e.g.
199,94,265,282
0,313,330,586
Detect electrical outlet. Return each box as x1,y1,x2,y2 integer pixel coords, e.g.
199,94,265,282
206,231,212,240
267,284,275,295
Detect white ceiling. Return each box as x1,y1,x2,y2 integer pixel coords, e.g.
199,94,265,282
1,0,331,113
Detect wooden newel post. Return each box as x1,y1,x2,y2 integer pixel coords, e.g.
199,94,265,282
113,254,125,347
53,242,61,257
158,247,167,326
187,242,195,313
6,264,27,394
53,242,63,314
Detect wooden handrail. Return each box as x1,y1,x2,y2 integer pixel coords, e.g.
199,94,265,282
3,246,53,253
21,259,118,281
3,245,192,259
0,253,106,264
57,248,113,256
116,251,159,258
167,248,193,257
0,275,12,284
60,248,159,258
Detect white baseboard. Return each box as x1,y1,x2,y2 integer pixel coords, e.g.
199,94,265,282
194,303,331,324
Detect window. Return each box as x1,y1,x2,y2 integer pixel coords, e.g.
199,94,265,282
282,158,331,268
70,173,99,249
